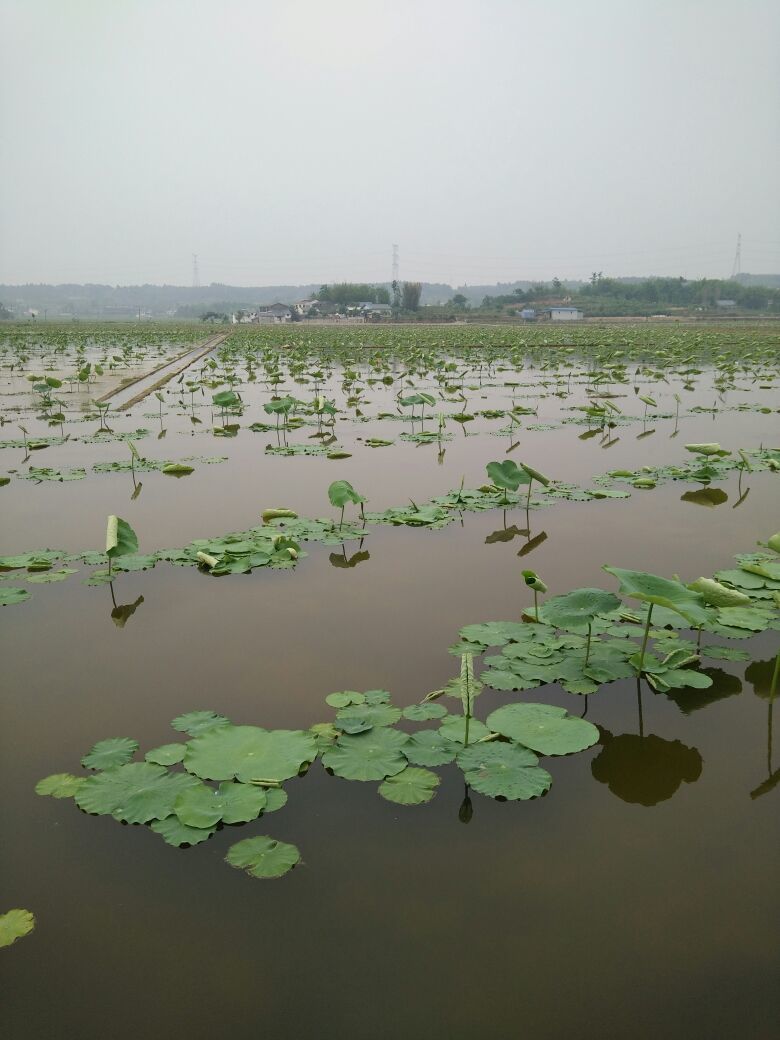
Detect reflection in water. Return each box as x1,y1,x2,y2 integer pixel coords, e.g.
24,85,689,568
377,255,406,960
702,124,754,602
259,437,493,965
681,488,728,507
591,727,703,806
485,524,528,544
517,530,548,557
329,541,370,569
665,667,742,714
110,594,145,628
747,655,779,800
458,785,474,824
732,486,750,509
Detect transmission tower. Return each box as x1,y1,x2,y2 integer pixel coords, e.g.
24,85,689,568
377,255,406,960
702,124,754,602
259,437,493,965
392,244,399,284
730,233,741,279
192,253,200,288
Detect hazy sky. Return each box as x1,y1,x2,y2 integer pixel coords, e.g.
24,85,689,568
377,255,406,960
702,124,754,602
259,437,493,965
1,0,778,286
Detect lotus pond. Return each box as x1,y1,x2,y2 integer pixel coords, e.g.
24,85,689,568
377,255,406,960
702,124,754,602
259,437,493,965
2,321,779,1038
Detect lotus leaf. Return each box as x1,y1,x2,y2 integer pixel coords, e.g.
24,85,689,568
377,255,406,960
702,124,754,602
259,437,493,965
487,703,599,756
322,728,409,781
226,836,301,879
144,744,186,766
150,816,216,847
457,743,552,800
325,690,365,709
438,715,491,744
335,702,402,733
378,767,440,806
687,577,751,608
76,763,199,824
402,729,459,766
175,780,267,828
171,711,230,736
542,588,621,631
0,587,31,606
35,773,86,798
603,566,709,626
184,725,317,783
105,516,138,559
402,703,448,721
81,737,139,771
0,909,35,948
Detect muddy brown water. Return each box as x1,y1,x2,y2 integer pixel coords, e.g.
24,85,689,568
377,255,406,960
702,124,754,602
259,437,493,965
1,347,778,1039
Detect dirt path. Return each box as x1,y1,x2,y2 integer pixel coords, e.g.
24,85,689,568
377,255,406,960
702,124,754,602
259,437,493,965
98,330,232,410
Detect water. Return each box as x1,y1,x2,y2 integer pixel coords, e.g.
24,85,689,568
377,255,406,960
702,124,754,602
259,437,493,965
1,330,778,1038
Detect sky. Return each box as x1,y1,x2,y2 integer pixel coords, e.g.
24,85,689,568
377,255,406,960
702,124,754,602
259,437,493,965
1,0,779,287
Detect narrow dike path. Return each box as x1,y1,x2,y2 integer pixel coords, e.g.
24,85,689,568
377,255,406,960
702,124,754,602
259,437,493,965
98,330,232,411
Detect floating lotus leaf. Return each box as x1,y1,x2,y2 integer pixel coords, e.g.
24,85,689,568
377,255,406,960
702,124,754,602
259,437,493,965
35,773,86,799
81,737,139,771
175,780,267,828
541,588,621,632
325,690,365,709
151,816,216,847
184,725,317,783
402,729,459,766
76,762,199,824
481,668,541,692
715,606,773,632
402,703,448,721
0,587,30,606
457,743,552,800
438,715,491,744
171,710,230,736
363,689,392,705
309,722,340,751
486,703,599,756
335,702,402,733
145,744,186,766
378,767,440,806
262,788,288,813
0,909,35,948
684,443,730,457
603,566,710,626
226,836,301,879
322,728,409,781
458,621,529,647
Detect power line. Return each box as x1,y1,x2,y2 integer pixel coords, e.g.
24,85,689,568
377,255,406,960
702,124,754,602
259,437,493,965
730,233,741,279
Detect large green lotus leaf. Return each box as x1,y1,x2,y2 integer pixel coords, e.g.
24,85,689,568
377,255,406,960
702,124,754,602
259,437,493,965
322,728,409,781
35,773,86,799
309,722,340,752
226,836,301,879
105,515,139,559
184,725,317,783
81,737,139,770
379,767,440,806
458,621,528,647
714,568,767,591
402,702,448,721
0,909,35,948
487,703,599,756
0,587,31,606
151,816,216,847
457,743,552,800
363,689,392,705
481,668,541,692
603,566,709,626
263,788,288,813
335,702,401,734
542,588,621,632
402,729,459,767
486,459,528,492
171,710,230,736
76,763,199,824
699,644,750,661
647,668,713,692
175,780,267,828
438,715,491,744
325,690,365,709
328,479,364,507
145,743,186,766
715,606,774,632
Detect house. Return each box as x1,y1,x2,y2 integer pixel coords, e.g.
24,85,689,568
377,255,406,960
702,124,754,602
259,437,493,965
548,306,583,321
292,299,318,317
358,303,392,320
520,308,536,321
716,299,737,309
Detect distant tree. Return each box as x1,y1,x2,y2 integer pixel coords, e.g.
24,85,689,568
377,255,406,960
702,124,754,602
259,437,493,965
317,283,387,306
200,311,228,323
451,293,468,308
391,279,401,310
375,286,391,304
552,277,562,292
0,302,13,320
402,282,422,311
